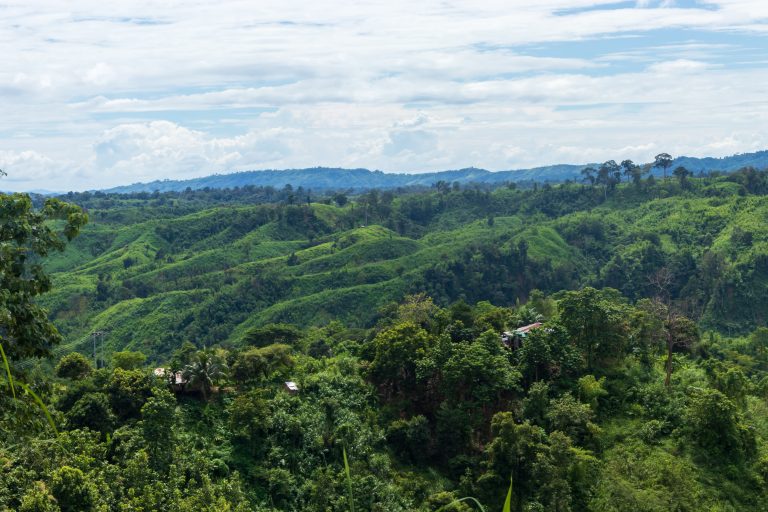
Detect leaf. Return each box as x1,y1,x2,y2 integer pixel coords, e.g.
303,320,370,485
18,382,58,436
343,445,355,512
0,341,15,399
435,497,486,512
503,477,513,512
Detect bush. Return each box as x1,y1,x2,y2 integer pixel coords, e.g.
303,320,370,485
55,353,92,380
387,415,431,464
50,467,96,512
112,350,147,370
66,393,116,433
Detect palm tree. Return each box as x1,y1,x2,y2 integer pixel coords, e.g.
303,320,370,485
182,348,228,400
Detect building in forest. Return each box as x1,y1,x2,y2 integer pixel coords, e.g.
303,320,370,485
501,322,543,349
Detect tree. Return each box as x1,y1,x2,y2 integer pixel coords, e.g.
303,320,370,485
367,322,433,402
664,314,698,387
631,298,667,367
747,327,768,358
672,166,691,188
387,415,431,464
112,350,147,370
65,392,116,433
182,348,227,400
244,323,302,347
395,293,443,331
596,160,621,198
19,481,60,512
577,375,608,412
107,368,154,419
653,153,673,180
517,323,580,384
480,412,548,511
231,344,294,385
621,159,643,186
522,381,550,426
446,300,473,328
55,353,92,380
333,193,349,207
0,193,87,360
50,466,96,512
580,167,596,185
558,288,629,371
434,180,451,195
512,304,543,327
141,388,177,471
169,340,197,373
546,393,595,444
441,331,520,410
478,411,597,512
685,388,756,461
228,390,270,455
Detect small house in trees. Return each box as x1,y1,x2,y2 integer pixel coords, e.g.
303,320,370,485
171,371,187,391
501,322,543,349
284,381,299,394
154,367,187,392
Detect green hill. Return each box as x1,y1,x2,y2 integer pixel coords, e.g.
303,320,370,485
40,168,768,361
6,168,768,511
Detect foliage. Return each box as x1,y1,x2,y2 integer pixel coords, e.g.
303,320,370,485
4,177,768,510
55,353,92,380
182,348,228,400
111,350,147,370
1,193,87,360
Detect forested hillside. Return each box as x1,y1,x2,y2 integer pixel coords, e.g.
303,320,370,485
43,166,768,360
3,166,768,511
100,150,768,194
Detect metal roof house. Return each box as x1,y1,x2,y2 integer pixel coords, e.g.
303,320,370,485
501,322,543,349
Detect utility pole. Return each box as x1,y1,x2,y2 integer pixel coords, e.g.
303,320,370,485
90,330,108,368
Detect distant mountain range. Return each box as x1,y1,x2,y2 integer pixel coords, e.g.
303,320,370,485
102,150,768,194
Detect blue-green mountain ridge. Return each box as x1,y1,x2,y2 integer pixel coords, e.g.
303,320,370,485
103,150,768,193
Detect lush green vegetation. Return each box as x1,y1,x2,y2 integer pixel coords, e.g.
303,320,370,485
38,166,768,360
95,149,768,194
3,166,768,510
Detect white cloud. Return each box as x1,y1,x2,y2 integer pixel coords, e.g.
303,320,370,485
89,121,296,183
0,150,67,183
83,63,117,86
1,0,768,190
647,59,712,74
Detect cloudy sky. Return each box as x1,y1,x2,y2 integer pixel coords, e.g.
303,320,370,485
1,0,767,191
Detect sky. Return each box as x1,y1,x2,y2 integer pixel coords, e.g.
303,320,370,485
1,0,767,191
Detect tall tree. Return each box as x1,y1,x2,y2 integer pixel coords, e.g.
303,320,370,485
558,287,629,371
654,153,673,180
367,322,433,403
673,165,691,188
621,159,644,186
664,313,699,387
597,160,621,199
580,166,596,186
0,186,87,361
